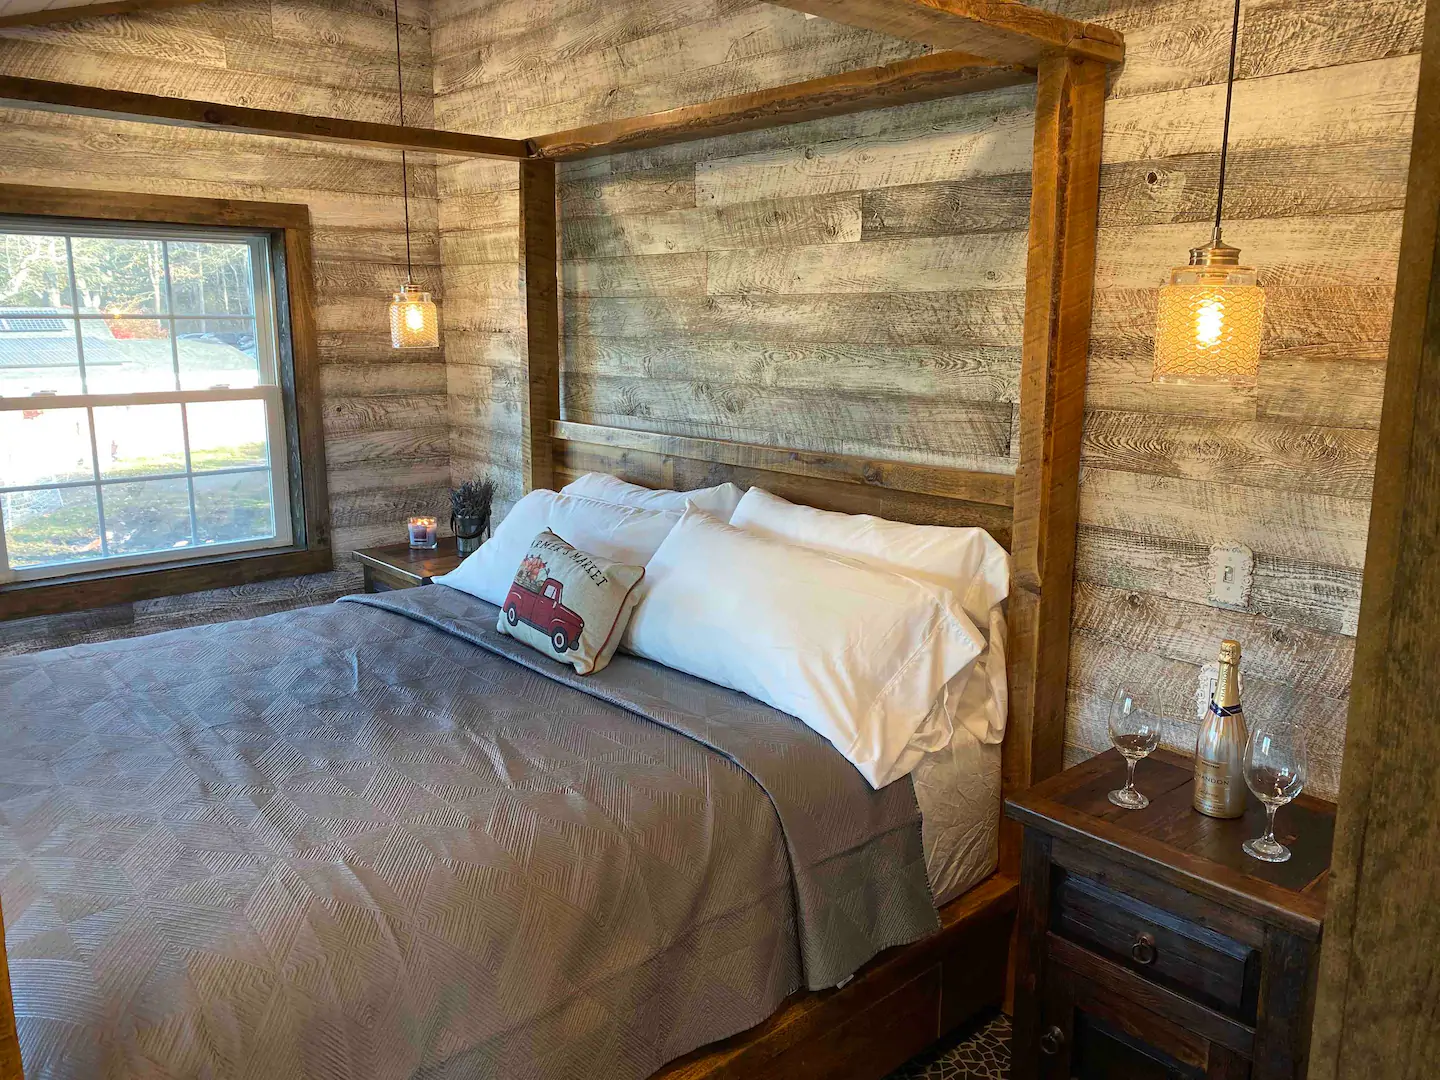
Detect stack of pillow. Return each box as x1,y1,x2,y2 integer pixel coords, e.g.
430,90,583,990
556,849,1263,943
434,473,1008,791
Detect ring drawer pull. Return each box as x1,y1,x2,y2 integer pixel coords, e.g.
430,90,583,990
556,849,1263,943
1039,1025,1065,1056
1131,932,1157,965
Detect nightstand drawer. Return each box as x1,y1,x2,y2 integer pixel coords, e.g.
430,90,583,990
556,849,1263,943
1054,873,1259,1022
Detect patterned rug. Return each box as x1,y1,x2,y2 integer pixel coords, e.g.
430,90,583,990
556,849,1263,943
887,1011,1010,1079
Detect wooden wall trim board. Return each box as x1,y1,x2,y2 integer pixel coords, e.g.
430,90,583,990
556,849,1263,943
0,75,528,159
551,440,1019,547
0,182,311,228
527,51,1031,160
766,0,1124,68
551,421,1017,507
0,549,334,623
1310,0,1440,1074
279,204,333,569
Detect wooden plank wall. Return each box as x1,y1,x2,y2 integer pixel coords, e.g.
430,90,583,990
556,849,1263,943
435,0,1428,801
0,0,449,655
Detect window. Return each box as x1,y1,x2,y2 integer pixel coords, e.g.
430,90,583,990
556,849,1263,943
0,188,330,618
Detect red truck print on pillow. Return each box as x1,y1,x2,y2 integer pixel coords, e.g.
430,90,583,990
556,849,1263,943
503,575,585,653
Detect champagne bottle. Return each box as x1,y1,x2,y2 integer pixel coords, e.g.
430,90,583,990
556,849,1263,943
1193,639,1248,819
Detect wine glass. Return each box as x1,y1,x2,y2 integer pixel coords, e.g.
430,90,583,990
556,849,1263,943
1108,687,1163,809
1242,718,1307,862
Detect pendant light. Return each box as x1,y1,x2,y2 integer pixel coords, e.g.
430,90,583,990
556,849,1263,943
387,0,439,349
1152,0,1263,385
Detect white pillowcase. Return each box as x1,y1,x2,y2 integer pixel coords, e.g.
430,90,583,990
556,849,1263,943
435,489,680,606
730,486,1011,746
623,506,986,789
561,472,744,520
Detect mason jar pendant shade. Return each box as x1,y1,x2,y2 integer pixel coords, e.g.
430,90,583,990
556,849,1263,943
390,282,439,349
1153,229,1264,384
386,0,438,350
1153,0,1262,385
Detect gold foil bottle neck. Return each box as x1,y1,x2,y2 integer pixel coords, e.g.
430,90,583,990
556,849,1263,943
1218,639,1242,665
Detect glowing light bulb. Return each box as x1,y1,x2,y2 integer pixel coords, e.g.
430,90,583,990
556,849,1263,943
1194,297,1224,347
389,283,439,349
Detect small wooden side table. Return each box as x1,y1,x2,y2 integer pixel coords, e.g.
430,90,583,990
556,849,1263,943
353,538,465,593
1005,748,1335,1080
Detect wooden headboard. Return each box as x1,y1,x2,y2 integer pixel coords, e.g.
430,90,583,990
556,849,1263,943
514,57,1109,875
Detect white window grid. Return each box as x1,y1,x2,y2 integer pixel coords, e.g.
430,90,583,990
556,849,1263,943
0,219,294,585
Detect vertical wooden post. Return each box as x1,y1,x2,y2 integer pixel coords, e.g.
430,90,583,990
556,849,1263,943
1310,0,1440,1074
519,158,561,493
1003,54,1106,873
0,897,20,1080
1009,830,1054,1080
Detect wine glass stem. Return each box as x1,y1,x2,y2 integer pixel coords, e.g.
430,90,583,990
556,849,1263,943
1125,757,1137,794
1264,803,1278,845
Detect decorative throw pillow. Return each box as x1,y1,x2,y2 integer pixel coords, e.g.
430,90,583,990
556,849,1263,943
496,530,645,675
433,489,679,607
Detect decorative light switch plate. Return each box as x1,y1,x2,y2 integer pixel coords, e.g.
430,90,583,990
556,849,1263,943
1208,543,1253,609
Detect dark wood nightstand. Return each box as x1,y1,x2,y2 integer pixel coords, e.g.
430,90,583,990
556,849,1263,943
1005,748,1335,1080
353,538,464,593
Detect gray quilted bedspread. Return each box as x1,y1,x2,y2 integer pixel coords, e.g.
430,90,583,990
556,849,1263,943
0,585,938,1080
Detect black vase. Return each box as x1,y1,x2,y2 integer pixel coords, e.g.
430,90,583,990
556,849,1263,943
453,513,489,556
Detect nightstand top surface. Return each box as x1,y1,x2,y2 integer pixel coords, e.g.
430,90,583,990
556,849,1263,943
354,538,465,584
1006,748,1334,936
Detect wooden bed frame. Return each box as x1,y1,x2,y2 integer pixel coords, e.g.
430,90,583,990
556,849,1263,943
0,3,1123,1078
519,21,1119,1080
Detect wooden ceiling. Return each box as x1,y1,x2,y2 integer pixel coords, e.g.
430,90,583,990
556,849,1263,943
0,0,1124,162
0,0,204,29
0,0,1125,73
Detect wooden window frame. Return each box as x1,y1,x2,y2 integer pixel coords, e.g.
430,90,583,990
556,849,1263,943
0,184,332,621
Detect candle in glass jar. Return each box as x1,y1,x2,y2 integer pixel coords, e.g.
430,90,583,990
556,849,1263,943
407,516,438,549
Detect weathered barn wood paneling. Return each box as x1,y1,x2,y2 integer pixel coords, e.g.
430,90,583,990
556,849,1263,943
0,0,445,654
435,0,1426,799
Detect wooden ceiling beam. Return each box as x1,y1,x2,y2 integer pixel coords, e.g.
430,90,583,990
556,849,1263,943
768,0,1124,68
528,49,1031,160
0,0,207,29
0,75,530,159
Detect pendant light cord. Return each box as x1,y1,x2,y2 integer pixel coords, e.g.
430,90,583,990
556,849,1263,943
393,0,413,284
1214,0,1242,239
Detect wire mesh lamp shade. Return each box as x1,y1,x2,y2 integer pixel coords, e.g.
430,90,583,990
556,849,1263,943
1153,0,1266,386
1153,242,1264,385
389,283,439,349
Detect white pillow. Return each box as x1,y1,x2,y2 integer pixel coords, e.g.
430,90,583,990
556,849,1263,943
730,487,1011,746
623,507,986,789
561,472,744,520
435,489,680,606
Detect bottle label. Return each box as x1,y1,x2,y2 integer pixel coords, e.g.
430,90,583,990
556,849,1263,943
1210,702,1244,717
1194,758,1242,817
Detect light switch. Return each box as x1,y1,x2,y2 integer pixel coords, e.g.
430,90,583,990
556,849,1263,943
1208,543,1253,609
